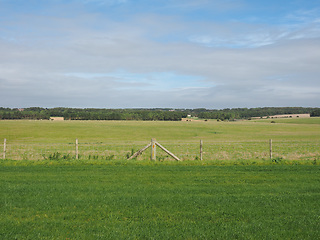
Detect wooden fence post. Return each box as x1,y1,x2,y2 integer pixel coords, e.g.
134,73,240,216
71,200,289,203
269,139,272,159
200,140,203,161
76,138,79,160
151,138,156,161
3,138,6,159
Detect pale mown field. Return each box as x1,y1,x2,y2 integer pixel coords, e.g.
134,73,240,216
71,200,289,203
0,118,319,162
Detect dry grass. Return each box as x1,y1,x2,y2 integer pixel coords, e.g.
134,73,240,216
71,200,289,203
0,119,319,162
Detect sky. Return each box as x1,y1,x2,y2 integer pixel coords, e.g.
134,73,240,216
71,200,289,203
0,0,320,109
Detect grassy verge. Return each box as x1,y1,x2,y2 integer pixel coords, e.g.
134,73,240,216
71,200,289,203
0,156,319,167
1,164,320,239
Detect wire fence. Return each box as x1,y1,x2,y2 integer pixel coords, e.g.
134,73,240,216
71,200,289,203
1,138,319,162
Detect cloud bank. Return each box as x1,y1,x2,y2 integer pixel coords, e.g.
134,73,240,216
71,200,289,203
0,0,319,108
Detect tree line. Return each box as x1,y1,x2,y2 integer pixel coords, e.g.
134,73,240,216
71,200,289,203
0,107,319,121
0,107,186,121
192,107,319,120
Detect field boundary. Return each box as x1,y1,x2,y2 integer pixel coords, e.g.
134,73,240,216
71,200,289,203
2,137,319,162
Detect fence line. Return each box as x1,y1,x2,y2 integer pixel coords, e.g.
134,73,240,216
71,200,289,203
1,138,319,161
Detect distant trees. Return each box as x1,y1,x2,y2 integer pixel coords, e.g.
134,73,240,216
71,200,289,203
311,109,320,117
0,108,186,121
0,107,318,121
194,107,317,121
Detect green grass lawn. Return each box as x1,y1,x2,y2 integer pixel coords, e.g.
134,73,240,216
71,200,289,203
1,164,319,239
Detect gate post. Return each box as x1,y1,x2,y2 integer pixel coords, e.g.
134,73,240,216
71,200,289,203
76,138,79,160
3,138,6,159
200,140,203,161
151,138,156,161
269,139,272,159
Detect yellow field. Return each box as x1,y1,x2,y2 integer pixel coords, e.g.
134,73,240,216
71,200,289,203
0,118,319,162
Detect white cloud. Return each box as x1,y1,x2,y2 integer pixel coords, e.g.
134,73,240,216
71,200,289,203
0,1,319,108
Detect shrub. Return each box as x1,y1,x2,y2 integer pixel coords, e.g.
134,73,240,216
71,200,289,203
43,152,72,161
272,157,283,163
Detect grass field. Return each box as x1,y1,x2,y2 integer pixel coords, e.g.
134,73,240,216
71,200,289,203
1,119,319,239
0,118,319,162
1,164,319,239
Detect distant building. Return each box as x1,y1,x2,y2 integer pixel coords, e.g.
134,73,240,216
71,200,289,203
50,117,64,121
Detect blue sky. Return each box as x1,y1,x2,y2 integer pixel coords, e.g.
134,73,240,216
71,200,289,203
0,0,319,108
